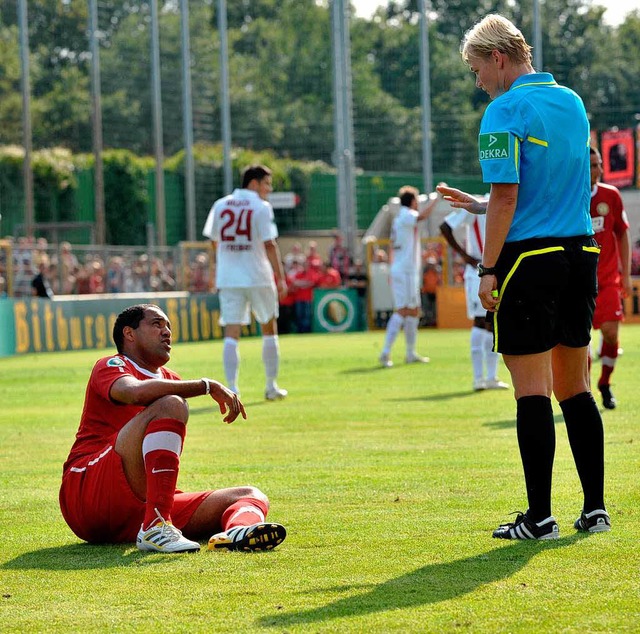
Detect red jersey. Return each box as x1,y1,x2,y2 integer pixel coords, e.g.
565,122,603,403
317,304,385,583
317,267,342,289
293,268,320,302
63,354,180,471
590,183,628,288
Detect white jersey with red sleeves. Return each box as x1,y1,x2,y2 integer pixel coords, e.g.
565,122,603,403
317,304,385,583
590,182,628,288
202,188,278,288
63,355,180,471
443,209,486,280
390,206,422,275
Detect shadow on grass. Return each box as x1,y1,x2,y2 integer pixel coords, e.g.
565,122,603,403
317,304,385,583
258,535,587,629
339,366,399,375
390,391,477,402
189,398,268,415
1,543,180,570
483,413,566,430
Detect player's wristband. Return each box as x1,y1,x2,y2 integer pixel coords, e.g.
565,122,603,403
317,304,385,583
201,378,210,395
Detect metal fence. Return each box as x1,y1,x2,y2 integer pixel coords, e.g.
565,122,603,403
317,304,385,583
3,1,639,251
0,238,214,298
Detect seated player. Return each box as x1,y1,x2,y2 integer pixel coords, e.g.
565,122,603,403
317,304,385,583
59,303,286,553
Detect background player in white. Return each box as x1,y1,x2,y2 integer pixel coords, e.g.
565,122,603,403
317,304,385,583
379,185,439,367
203,165,288,400
440,208,509,391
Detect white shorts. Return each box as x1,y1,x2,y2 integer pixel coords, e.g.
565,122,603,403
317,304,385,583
218,287,279,326
464,273,485,320
390,271,421,310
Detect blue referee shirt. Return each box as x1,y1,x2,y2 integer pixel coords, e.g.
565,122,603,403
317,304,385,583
478,72,592,241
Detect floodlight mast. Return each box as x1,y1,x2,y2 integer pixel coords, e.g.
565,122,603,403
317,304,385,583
331,0,358,260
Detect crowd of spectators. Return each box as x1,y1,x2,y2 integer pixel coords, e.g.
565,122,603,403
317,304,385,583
0,236,196,298
278,237,349,334
7,230,635,327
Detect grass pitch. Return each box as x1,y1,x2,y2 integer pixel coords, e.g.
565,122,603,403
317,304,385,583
1,327,639,633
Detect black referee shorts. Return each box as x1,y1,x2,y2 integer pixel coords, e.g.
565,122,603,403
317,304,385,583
489,235,599,355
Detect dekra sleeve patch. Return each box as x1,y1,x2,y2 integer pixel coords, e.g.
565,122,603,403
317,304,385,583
479,132,510,160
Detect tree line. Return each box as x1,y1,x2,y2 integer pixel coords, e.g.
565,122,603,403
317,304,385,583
1,0,639,176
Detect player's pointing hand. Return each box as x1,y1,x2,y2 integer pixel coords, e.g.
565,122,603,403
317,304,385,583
208,380,247,423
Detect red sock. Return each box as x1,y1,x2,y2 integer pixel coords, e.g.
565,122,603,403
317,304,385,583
141,418,186,530
221,497,269,531
598,341,618,387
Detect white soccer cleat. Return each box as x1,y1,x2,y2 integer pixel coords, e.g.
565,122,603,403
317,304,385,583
485,379,510,390
379,353,393,368
473,379,487,391
136,508,200,553
405,353,430,364
265,386,288,401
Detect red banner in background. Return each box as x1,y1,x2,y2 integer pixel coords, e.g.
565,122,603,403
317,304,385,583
636,126,640,189
601,129,635,188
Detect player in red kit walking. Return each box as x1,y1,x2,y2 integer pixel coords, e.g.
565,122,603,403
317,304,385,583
589,148,632,409
59,303,286,553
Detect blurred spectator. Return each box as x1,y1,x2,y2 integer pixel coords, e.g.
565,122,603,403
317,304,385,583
60,242,79,293
346,259,369,330
277,262,297,334
88,259,105,294
34,237,49,267
106,256,125,293
31,258,54,299
14,236,35,296
421,256,440,327
305,240,322,268
632,239,640,276
315,261,342,289
75,264,91,294
150,257,176,292
328,230,351,278
284,241,305,274
373,247,388,263
292,260,318,333
131,254,150,292
48,261,60,295
189,252,210,293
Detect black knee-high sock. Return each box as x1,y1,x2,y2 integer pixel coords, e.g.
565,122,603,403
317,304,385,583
559,391,605,513
516,395,555,522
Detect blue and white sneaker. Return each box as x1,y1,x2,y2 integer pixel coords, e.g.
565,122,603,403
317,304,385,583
207,522,286,552
493,511,559,540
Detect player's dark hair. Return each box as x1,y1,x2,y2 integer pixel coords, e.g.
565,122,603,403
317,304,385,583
399,185,419,207
113,304,155,353
241,164,271,188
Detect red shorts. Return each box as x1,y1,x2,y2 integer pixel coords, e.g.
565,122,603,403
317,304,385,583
593,285,624,330
59,440,211,543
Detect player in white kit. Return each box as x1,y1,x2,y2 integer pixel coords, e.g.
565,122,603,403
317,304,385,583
379,185,439,367
202,165,288,400
440,209,509,391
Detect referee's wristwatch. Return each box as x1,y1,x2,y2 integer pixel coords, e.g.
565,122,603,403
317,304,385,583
477,264,497,277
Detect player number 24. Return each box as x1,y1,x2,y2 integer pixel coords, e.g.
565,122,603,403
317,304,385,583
220,208,253,242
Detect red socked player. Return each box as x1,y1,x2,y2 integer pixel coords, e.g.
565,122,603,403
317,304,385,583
589,147,631,410
59,303,286,553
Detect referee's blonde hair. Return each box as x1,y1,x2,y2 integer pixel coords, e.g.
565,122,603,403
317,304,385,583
461,14,532,65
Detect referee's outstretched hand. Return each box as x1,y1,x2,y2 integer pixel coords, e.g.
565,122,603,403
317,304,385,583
437,185,488,216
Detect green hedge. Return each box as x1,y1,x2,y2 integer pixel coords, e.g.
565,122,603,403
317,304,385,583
0,144,483,244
